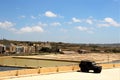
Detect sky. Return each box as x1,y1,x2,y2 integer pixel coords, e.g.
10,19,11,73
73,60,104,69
0,0,120,43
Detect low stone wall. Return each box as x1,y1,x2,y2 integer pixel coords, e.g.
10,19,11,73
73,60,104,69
40,67,58,74
0,64,120,78
0,65,79,77
114,64,120,67
99,63,120,69
0,70,17,77
17,69,38,76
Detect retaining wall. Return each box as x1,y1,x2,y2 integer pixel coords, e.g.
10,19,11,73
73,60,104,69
40,67,58,74
99,63,120,69
0,64,120,78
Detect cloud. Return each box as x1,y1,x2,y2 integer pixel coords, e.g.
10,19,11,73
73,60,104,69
18,26,44,33
45,11,57,17
76,26,94,33
104,17,120,27
69,17,94,24
0,21,44,34
31,16,36,19
0,21,14,29
77,26,89,31
97,24,110,27
72,17,81,23
97,17,120,27
86,19,93,24
9,27,17,32
38,22,48,27
50,22,61,26
60,28,68,32
19,15,26,18
0,21,18,33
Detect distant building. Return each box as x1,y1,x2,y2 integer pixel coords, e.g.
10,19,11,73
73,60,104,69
0,41,52,55
5,43,16,54
78,49,89,54
16,46,24,54
41,42,52,48
0,44,6,54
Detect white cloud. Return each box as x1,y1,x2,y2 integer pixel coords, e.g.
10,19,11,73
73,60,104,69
0,21,18,33
86,19,93,24
97,24,110,27
76,26,94,33
38,22,48,27
104,17,120,27
0,21,44,34
31,16,36,19
45,11,57,17
60,28,68,32
77,26,88,31
19,15,26,18
9,27,17,32
65,21,73,25
72,17,81,23
50,22,61,26
97,17,120,28
0,21,14,29
18,26,44,33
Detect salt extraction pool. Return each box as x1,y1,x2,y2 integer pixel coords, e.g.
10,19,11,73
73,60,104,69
0,66,26,71
0,57,78,68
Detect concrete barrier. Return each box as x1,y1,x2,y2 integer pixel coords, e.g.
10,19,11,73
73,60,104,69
99,63,120,69
0,70,17,77
58,65,73,72
100,64,114,69
114,64,120,68
0,63,120,78
40,67,57,74
72,65,80,71
17,69,38,75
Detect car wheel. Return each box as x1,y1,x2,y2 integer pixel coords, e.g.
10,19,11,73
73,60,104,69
94,67,101,73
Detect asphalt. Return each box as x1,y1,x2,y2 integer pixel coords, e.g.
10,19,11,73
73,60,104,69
2,68,120,80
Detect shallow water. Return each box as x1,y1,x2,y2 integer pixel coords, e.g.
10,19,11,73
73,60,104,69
0,66,25,71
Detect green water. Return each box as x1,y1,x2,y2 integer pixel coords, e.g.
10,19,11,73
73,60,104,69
0,57,78,68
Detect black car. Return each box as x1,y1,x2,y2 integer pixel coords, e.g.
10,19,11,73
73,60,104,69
79,60,102,73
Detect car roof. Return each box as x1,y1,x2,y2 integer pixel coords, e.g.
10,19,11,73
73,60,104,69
81,60,95,63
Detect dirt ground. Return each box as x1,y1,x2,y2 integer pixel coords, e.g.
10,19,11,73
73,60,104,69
35,53,120,63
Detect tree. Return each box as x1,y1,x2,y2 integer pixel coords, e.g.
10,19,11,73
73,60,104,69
40,47,51,53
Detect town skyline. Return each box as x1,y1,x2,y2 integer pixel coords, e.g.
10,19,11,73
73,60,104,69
0,0,120,43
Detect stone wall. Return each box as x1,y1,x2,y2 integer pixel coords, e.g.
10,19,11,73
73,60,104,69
0,64,120,78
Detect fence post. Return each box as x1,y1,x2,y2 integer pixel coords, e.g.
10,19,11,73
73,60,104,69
72,65,75,71
38,68,41,74
113,64,115,68
56,66,59,72
15,70,19,76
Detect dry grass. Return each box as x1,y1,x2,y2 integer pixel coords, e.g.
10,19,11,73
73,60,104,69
35,53,120,63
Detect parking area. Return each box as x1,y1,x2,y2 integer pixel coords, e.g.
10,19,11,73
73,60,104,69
3,68,120,80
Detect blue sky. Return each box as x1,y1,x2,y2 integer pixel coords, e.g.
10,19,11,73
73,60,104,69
0,0,120,43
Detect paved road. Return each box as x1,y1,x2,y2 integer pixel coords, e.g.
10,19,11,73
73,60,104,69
3,68,120,80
